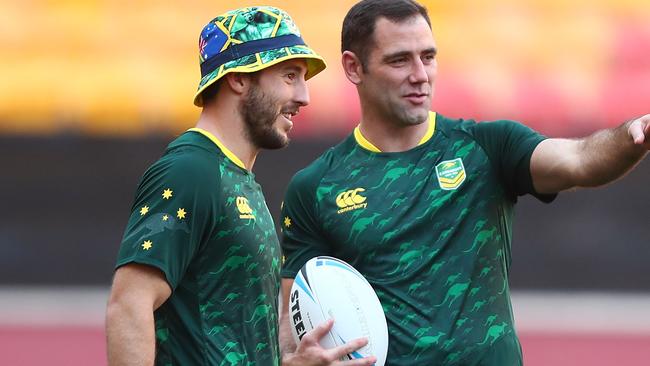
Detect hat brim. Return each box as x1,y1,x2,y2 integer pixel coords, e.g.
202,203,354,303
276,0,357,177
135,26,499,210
194,45,326,107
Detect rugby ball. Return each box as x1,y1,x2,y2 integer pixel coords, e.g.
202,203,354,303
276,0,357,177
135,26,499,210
289,256,388,365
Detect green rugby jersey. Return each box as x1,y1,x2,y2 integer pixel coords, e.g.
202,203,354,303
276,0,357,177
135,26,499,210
281,112,555,365
116,129,281,366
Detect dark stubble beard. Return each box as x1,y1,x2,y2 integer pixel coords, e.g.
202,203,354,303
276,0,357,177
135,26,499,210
239,83,290,150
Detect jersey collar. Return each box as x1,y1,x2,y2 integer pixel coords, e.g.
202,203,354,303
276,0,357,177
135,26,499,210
187,127,247,170
354,111,437,153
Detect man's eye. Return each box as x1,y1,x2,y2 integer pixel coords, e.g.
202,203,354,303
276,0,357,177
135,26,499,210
286,73,296,81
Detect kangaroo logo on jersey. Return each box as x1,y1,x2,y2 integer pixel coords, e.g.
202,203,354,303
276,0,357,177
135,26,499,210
435,158,466,190
236,196,255,219
336,188,367,214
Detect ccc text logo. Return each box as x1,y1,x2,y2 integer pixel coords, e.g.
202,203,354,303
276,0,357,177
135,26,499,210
335,188,368,214
236,196,255,219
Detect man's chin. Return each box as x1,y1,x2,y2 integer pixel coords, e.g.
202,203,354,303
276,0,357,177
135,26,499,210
393,100,430,124
400,110,430,126
256,132,289,150
269,135,290,149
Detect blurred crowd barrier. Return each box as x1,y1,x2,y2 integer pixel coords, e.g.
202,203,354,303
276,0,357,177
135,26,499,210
1,0,649,137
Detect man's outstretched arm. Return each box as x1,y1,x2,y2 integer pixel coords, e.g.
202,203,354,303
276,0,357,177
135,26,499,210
531,115,650,194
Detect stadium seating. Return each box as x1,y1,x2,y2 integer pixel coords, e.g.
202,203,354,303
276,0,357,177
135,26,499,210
1,0,649,136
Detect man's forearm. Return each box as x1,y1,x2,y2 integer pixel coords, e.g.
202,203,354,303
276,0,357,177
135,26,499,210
106,301,156,366
279,312,298,358
575,119,648,187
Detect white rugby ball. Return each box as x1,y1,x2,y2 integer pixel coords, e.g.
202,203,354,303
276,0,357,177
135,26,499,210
289,256,388,366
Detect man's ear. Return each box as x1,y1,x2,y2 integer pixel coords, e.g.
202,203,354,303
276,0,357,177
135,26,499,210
341,51,364,85
223,72,249,95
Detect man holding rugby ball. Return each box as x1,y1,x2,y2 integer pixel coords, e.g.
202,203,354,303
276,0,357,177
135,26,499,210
279,0,649,365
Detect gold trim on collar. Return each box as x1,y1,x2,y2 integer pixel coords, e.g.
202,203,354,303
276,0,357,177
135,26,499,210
354,111,437,152
187,128,246,170
418,111,437,145
353,126,382,152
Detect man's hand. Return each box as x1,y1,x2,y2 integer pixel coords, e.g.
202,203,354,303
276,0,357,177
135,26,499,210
282,319,377,366
628,114,650,149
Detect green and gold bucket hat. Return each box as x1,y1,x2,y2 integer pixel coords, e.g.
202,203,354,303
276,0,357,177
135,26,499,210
194,6,327,106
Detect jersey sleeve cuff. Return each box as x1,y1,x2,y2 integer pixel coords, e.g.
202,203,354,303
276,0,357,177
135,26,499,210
280,268,300,279
115,257,177,290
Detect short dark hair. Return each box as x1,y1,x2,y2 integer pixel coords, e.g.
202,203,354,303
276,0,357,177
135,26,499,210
199,79,222,106
341,0,431,68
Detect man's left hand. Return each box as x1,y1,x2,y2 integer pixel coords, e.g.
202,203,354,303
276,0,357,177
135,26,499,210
628,114,650,150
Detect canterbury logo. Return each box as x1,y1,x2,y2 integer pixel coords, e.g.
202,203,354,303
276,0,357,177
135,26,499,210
236,196,255,219
336,188,368,214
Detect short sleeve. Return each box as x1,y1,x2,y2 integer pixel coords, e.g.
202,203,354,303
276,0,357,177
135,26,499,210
116,153,216,289
470,120,556,202
280,169,331,278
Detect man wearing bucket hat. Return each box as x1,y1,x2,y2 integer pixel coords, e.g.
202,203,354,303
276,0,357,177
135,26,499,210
106,6,376,366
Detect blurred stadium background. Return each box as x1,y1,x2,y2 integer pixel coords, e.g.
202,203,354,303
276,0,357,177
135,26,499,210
1,0,649,365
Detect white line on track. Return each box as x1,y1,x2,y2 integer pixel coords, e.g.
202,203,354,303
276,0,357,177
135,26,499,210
1,287,649,335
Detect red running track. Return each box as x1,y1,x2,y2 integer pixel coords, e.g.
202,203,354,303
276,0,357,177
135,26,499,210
520,332,650,366
1,327,649,365
0,327,107,366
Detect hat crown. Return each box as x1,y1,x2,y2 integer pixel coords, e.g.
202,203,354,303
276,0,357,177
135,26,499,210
199,6,301,64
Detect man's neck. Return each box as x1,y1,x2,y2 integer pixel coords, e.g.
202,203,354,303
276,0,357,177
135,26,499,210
195,109,259,171
358,113,431,153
